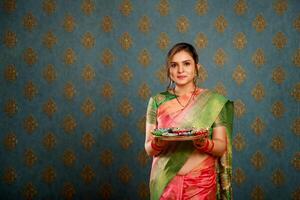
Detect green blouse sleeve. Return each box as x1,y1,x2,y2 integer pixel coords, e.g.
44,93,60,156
146,97,157,125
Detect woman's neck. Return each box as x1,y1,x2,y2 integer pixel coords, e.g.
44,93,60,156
174,83,196,96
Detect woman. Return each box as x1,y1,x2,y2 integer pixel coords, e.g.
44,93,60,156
145,42,233,200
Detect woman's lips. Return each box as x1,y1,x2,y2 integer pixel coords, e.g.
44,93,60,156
177,75,187,79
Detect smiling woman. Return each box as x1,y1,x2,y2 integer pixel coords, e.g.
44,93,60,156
144,42,234,200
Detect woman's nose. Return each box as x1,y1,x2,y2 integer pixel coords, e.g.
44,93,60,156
178,65,184,73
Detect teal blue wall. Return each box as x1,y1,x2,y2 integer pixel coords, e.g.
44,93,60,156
1,0,299,199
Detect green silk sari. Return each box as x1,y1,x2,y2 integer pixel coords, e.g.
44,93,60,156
146,90,234,200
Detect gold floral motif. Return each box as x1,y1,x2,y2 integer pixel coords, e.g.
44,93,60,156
291,118,300,136
233,32,247,50
81,0,95,16
156,0,169,16
22,182,37,200
43,98,57,118
214,48,227,67
63,15,76,32
119,32,132,50
23,12,37,31
194,0,208,16
291,152,300,170
100,116,114,133
100,149,113,167
4,99,18,117
102,16,113,32
118,165,132,184
81,32,95,49
62,115,77,134
214,15,228,33
138,49,151,67
24,149,38,167
138,182,149,199
251,185,264,200
82,64,95,81
139,83,151,100
4,64,18,81
155,66,167,84
62,182,76,200
119,132,133,150
272,66,285,84
139,16,151,33
23,48,38,65
157,32,170,50
293,15,300,32
3,30,17,48
270,135,285,153
271,169,285,186
43,64,57,83
63,82,76,100
101,49,115,66
234,99,246,118
176,16,189,33
292,187,300,200
138,150,149,167
81,132,95,151
43,132,56,150
252,14,267,32
272,32,287,49
42,31,57,49
63,48,76,65
234,0,247,16
252,48,265,68
119,99,133,117
293,49,300,67
63,149,76,166
251,82,265,101
42,0,56,15
251,117,265,136
3,0,16,13
3,167,17,184
24,81,38,101
120,65,133,84
102,82,113,100
198,64,208,83
233,133,246,151
42,166,56,184
81,98,95,117
233,167,246,185
81,165,95,184
214,82,227,96
99,183,112,199
251,151,265,170
273,0,288,16
4,132,17,150
119,0,133,16
137,116,146,134
232,64,246,86
291,83,300,102
194,33,208,49
23,115,38,134
271,101,285,118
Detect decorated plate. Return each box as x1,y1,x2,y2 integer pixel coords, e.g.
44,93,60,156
152,127,209,141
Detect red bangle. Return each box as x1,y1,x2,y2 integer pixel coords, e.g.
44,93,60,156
195,139,209,151
151,140,163,151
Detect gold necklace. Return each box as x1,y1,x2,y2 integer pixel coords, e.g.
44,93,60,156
173,86,197,109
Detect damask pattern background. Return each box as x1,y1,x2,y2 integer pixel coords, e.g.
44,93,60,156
1,0,299,199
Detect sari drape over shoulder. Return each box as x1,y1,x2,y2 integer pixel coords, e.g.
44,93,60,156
146,90,234,200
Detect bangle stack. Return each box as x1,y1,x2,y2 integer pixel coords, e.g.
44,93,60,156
194,139,214,153
151,140,164,152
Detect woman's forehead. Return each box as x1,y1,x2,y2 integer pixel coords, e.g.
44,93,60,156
171,51,193,62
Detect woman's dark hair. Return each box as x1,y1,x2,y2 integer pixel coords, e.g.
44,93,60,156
166,42,199,89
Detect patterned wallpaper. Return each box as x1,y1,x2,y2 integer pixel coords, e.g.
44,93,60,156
1,0,300,199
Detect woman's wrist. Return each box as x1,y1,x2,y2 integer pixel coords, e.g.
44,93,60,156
194,139,214,153
151,138,166,152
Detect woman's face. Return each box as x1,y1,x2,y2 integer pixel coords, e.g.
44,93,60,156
169,50,198,87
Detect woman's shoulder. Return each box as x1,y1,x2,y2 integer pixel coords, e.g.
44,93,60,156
149,90,175,105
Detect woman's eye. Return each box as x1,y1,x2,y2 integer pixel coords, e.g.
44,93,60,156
184,62,190,66
170,64,176,68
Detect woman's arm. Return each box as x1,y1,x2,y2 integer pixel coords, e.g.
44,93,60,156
194,126,227,157
144,123,168,156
